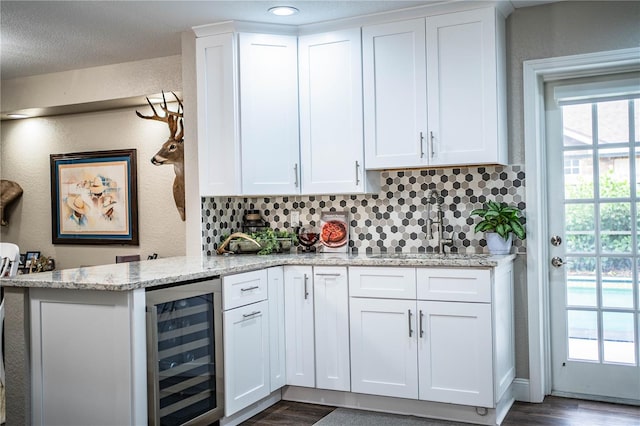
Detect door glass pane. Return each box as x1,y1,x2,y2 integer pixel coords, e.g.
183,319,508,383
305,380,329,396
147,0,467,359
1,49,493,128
597,100,629,144
635,99,640,142
566,257,597,307
565,203,595,253
598,148,630,198
601,257,633,309
600,203,631,253
603,311,636,365
564,150,593,199
563,103,593,146
568,310,599,361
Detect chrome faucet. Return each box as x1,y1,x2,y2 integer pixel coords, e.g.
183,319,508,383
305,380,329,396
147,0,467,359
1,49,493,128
426,190,453,254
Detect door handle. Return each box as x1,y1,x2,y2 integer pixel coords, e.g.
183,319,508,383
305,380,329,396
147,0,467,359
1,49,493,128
551,257,565,268
408,309,413,337
420,132,425,158
304,274,309,299
294,163,299,188
355,161,361,186
419,310,424,338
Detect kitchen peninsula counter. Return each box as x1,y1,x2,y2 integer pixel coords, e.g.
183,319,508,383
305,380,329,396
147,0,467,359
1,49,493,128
2,252,515,291
2,251,516,426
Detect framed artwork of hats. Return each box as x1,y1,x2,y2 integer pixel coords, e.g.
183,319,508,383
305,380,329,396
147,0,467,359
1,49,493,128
50,149,139,245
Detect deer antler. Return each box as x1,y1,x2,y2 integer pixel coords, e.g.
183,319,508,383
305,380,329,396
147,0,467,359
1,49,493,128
136,91,184,141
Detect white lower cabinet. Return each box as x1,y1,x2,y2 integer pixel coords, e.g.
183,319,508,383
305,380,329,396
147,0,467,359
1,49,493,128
267,266,286,391
284,265,315,387
417,300,493,406
223,272,270,416
350,297,418,398
313,267,350,391
349,265,513,409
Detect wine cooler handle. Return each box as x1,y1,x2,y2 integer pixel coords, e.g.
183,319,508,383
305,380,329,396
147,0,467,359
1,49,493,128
146,306,161,425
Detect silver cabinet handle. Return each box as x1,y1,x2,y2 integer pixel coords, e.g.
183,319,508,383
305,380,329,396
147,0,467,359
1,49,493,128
240,285,259,292
408,309,413,337
419,310,424,338
294,163,299,188
355,161,360,186
429,131,435,158
304,274,309,299
242,311,261,318
315,273,341,277
420,132,425,158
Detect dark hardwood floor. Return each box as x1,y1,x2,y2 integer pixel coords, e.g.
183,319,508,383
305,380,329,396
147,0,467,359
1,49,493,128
241,397,640,425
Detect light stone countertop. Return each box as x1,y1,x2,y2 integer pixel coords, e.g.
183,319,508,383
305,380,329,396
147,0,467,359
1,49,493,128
1,252,516,291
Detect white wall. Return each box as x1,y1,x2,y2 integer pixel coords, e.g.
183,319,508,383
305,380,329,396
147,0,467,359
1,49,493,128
1,56,186,269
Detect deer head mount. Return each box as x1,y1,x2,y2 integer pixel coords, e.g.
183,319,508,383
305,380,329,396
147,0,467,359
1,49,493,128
136,91,185,221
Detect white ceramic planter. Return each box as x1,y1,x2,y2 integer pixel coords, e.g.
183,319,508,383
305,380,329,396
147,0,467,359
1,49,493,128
486,232,512,255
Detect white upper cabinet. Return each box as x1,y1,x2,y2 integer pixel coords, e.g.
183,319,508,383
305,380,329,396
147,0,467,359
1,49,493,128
196,33,240,196
363,18,428,169
298,29,379,194
426,7,506,166
196,31,300,196
362,7,507,170
239,33,300,195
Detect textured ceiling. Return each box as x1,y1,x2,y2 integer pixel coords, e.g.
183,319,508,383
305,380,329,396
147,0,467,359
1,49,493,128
0,0,558,80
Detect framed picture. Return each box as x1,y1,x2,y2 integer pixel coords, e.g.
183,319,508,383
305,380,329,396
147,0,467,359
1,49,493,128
25,251,40,267
19,253,26,266
50,149,139,245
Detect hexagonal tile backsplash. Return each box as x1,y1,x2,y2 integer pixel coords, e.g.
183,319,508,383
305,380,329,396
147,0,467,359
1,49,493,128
201,165,526,256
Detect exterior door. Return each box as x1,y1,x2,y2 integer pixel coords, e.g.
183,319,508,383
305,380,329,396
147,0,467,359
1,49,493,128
546,78,640,402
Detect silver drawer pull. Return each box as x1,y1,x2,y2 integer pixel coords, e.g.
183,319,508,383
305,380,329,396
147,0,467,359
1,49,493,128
242,311,261,318
315,273,341,277
240,285,259,292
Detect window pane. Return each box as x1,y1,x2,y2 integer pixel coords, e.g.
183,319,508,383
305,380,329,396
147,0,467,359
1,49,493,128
566,257,597,307
600,203,631,253
603,311,636,365
563,103,593,147
597,100,629,144
601,257,633,309
564,150,593,199
598,148,630,198
568,310,599,361
565,203,595,253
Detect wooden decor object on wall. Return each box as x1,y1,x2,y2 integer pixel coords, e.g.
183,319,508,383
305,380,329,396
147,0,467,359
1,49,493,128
136,91,185,221
0,179,24,226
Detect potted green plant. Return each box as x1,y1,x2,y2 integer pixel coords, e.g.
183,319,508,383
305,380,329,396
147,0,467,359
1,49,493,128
470,201,525,255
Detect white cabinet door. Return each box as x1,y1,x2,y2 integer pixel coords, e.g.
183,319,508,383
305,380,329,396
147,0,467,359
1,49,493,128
196,33,241,196
267,266,286,391
239,33,300,195
417,300,493,407
223,300,270,416
284,265,315,387
426,7,506,166
314,267,350,391
350,297,418,399
299,29,375,194
363,18,428,169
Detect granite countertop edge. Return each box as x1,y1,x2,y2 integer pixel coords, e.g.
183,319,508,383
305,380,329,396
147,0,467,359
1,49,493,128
1,253,518,291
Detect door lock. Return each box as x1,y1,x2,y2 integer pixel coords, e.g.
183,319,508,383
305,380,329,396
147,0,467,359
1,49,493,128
550,235,562,246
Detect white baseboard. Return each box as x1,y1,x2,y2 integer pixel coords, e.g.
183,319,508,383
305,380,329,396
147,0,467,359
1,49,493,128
512,378,531,402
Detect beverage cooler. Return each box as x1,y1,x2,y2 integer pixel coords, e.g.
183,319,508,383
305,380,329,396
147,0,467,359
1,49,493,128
146,278,224,425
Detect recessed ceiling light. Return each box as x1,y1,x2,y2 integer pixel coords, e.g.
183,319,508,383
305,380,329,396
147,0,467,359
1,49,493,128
268,6,299,16
7,113,29,119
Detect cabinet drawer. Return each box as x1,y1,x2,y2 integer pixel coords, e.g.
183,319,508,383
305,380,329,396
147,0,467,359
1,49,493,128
223,269,268,310
416,268,491,303
349,267,416,299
